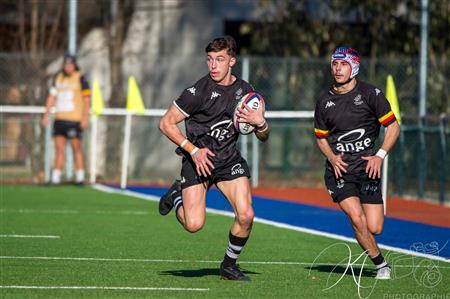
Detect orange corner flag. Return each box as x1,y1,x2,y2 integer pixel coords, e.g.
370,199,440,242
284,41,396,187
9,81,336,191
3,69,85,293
126,76,145,114
386,75,401,124
92,79,104,116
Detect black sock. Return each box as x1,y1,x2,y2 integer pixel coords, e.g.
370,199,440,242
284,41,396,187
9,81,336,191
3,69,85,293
222,232,249,267
371,253,389,269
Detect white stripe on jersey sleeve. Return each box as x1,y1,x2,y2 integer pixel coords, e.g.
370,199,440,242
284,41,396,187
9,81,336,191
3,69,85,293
173,100,190,117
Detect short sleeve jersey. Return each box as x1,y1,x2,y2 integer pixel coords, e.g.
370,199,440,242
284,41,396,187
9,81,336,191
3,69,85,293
174,74,253,167
314,81,396,174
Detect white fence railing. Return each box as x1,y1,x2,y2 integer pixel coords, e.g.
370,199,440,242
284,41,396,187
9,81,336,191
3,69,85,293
1,105,399,212
0,105,314,186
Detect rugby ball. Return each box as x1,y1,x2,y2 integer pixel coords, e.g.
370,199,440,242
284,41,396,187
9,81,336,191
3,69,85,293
233,92,265,135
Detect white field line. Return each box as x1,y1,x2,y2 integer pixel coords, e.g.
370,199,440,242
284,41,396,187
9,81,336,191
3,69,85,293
0,208,149,216
1,255,449,269
0,285,209,292
0,235,60,239
0,209,79,214
92,184,450,264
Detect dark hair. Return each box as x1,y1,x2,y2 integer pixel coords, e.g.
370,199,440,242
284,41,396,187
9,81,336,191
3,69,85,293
63,54,79,71
205,36,237,57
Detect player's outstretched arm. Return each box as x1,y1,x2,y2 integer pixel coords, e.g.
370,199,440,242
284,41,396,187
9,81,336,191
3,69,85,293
362,121,400,179
316,138,348,178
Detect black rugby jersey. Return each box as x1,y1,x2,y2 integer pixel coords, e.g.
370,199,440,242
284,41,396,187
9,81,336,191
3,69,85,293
314,81,396,174
174,74,253,167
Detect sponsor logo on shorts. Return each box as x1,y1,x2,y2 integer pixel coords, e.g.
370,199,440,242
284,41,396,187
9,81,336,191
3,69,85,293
375,88,381,96
328,189,334,195
363,180,380,195
180,176,186,184
67,129,77,138
337,179,345,189
336,128,371,153
231,163,245,176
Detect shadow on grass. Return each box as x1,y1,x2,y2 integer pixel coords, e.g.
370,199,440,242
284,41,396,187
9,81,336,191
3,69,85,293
307,265,376,278
160,267,261,278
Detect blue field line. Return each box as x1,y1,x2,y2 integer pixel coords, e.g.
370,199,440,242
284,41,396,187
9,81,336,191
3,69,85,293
124,186,450,259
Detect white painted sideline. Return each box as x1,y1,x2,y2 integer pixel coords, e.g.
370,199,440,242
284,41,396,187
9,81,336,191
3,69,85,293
0,208,149,216
0,234,60,239
1,255,449,268
0,285,209,292
91,184,450,263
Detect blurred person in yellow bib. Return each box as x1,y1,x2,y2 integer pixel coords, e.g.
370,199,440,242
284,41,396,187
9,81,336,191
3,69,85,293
42,55,91,185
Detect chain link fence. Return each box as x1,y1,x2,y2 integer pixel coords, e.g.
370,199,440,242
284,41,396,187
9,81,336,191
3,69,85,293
1,53,448,113
237,56,447,115
1,111,448,204
1,53,448,204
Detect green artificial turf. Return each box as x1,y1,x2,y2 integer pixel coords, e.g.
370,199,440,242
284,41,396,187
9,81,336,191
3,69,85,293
1,185,448,298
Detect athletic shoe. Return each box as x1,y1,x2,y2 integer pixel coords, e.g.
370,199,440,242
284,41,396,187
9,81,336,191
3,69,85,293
158,180,181,216
220,263,251,281
375,266,391,279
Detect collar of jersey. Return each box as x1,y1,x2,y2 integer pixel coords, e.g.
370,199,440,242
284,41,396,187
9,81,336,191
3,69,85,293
208,73,239,89
329,80,359,96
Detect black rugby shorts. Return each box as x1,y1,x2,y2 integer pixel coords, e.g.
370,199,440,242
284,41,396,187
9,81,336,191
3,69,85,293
324,167,383,204
53,120,83,139
180,155,250,189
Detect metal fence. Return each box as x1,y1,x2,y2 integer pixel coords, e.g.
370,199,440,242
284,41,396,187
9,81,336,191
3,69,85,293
0,107,448,204
0,52,448,203
1,53,448,115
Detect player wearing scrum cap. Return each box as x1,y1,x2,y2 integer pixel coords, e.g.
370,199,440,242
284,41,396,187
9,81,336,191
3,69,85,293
42,54,91,185
158,36,269,281
314,46,400,279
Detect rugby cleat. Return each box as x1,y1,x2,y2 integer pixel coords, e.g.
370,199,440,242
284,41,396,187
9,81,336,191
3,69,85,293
220,263,251,281
158,180,181,216
375,266,391,280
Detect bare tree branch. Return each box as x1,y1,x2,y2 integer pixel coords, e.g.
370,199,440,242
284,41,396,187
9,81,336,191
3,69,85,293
18,0,27,52
30,0,38,58
45,1,63,50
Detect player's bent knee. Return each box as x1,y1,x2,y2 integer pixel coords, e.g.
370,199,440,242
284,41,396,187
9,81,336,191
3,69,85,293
369,223,384,235
237,209,254,228
184,220,204,233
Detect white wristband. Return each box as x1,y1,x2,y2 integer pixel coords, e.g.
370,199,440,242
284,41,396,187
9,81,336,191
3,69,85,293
190,147,199,155
180,139,188,148
256,119,266,128
376,149,387,159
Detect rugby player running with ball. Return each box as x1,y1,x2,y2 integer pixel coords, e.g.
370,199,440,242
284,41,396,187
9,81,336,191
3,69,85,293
158,36,269,281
